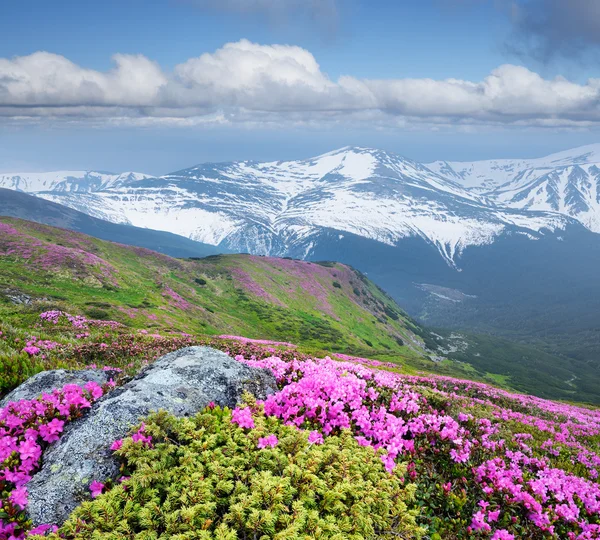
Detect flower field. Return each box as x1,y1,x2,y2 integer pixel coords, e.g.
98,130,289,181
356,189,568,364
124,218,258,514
0,317,598,538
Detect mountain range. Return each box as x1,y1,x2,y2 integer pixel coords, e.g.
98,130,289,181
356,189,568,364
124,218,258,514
3,145,595,265
2,144,600,379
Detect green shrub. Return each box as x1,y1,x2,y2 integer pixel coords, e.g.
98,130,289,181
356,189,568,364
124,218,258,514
84,307,110,320
195,277,207,286
0,353,44,396
332,281,342,289
383,306,400,321
48,406,421,539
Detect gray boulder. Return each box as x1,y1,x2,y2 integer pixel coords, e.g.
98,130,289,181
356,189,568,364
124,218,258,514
0,369,113,408
26,346,277,526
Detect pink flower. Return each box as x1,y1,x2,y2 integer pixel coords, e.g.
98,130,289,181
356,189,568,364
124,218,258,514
488,510,501,522
38,418,64,443
29,524,58,536
9,486,28,510
84,381,104,400
131,423,152,446
90,480,105,498
308,430,324,445
257,435,278,449
231,407,255,429
110,439,123,451
491,530,515,540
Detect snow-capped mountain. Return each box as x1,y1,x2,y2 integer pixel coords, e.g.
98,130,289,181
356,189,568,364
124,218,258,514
0,171,152,194
0,147,577,266
427,144,600,233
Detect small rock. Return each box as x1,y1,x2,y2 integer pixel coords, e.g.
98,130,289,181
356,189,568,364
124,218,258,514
0,369,113,408
26,346,277,526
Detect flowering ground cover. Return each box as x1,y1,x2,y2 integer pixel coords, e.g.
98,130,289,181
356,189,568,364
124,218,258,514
0,381,114,538
230,355,600,539
0,217,420,360
3,216,598,404
2,336,600,540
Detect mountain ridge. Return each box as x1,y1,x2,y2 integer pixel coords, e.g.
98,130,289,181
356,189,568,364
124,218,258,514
1,145,589,266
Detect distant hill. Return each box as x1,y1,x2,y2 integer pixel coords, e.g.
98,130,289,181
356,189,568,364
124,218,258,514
0,188,225,259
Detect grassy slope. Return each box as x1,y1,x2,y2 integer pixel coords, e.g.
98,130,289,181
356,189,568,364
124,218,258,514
1,216,597,404
0,217,424,358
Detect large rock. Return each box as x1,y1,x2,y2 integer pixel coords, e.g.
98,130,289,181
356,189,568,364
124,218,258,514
0,369,113,408
26,346,277,526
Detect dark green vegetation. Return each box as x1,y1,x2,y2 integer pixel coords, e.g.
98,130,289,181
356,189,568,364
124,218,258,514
41,406,420,539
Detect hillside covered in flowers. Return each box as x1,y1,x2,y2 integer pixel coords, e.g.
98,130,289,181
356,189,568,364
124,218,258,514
0,217,599,538
0,327,598,538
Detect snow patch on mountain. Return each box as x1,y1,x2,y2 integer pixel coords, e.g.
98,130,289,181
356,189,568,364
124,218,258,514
428,145,600,233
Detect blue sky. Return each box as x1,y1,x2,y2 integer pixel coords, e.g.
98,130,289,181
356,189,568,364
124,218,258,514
1,0,600,174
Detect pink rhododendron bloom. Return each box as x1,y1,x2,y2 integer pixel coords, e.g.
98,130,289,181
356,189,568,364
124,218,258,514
231,407,255,429
90,480,105,498
29,524,58,535
488,509,501,522
9,486,28,510
38,418,64,443
131,423,152,446
257,435,278,449
491,530,515,540
111,439,123,451
308,430,324,445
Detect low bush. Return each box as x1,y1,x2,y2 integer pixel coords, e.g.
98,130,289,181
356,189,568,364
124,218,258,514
0,353,44,395
46,405,421,539
83,307,110,320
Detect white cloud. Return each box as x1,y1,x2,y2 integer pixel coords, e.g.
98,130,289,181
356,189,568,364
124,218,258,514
1,40,600,129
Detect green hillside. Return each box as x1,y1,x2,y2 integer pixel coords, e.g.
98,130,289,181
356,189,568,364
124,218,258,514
0,216,424,357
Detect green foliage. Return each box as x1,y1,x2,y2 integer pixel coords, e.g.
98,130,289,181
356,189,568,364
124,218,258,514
0,353,44,395
383,306,399,321
46,406,422,539
84,307,110,320
332,281,342,289
0,217,421,359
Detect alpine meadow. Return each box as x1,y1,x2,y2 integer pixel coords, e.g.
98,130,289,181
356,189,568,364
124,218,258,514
1,1,600,539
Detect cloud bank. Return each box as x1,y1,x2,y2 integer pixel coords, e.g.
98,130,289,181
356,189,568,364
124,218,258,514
1,39,600,128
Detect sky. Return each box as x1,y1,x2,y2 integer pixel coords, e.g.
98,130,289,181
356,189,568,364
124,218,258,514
2,0,600,174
